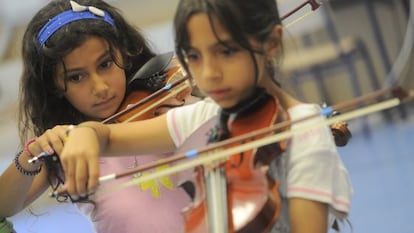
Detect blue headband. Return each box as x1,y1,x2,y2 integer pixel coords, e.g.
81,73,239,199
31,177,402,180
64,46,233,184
37,1,115,46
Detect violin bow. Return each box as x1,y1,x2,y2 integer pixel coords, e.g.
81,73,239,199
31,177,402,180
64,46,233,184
281,0,321,28
96,86,413,195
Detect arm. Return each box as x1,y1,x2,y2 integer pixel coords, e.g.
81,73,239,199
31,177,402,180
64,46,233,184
284,104,352,232
0,161,49,217
63,114,175,157
59,100,219,199
107,114,176,155
59,114,176,198
289,198,328,233
0,125,70,218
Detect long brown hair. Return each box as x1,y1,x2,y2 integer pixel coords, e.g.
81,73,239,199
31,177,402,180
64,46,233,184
18,0,155,143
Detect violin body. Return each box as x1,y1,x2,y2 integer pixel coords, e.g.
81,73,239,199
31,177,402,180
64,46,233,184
103,51,192,123
117,65,184,121
182,166,280,233
176,93,285,233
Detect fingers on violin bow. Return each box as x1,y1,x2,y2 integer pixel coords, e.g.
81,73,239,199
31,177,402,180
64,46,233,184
33,134,54,156
61,156,78,199
46,126,68,154
86,155,100,196
37,125,68,155
75,159,90,199
61,155,98,200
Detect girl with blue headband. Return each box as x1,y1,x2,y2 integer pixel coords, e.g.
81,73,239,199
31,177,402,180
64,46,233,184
0,0,197,232
58,0,353,232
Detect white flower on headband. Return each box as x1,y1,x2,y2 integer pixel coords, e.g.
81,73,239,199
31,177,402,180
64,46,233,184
70,0,105,17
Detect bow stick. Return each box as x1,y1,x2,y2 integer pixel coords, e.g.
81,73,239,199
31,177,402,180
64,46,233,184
95,87,413,196
281,0,320,20
281,0,321,28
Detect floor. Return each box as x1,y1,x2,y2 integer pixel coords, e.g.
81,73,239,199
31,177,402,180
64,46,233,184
0,103,412,233
336,106,414,233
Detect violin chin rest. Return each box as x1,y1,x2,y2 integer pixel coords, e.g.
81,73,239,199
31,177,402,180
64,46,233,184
129,51,174,83
178,180,196,201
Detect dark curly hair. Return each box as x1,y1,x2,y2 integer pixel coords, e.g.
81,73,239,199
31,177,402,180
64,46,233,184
18,0,155,142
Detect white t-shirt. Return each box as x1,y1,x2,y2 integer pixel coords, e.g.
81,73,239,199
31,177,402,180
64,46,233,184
166,98,353,232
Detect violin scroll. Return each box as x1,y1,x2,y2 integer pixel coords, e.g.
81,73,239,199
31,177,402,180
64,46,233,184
322,103,352,147
330,121,352,147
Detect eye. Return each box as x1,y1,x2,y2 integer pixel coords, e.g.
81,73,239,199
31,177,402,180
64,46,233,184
66,72,85,83
220,46,239,56
99,59,113,70
184,50,200,63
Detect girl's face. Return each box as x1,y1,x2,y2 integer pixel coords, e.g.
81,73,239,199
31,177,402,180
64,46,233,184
55,37,126,120
184,13,270,109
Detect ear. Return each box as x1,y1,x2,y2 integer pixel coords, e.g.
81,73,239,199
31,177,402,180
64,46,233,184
266,25,283,57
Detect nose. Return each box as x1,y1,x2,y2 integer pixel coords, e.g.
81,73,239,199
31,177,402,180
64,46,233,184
91,74,109,98
200,56,221,82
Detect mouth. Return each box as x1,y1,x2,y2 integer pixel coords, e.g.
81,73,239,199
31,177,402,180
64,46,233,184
94,96,115,107
206,89,231,101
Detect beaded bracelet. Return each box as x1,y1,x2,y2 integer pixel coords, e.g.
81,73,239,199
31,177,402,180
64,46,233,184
24,137,36,157
14,150,42,176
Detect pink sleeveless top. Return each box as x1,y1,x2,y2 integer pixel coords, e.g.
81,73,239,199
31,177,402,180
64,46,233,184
77,154,191,233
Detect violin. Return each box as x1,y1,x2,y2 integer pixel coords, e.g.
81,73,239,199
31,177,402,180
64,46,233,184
177,89,285,232
102,51,193,123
